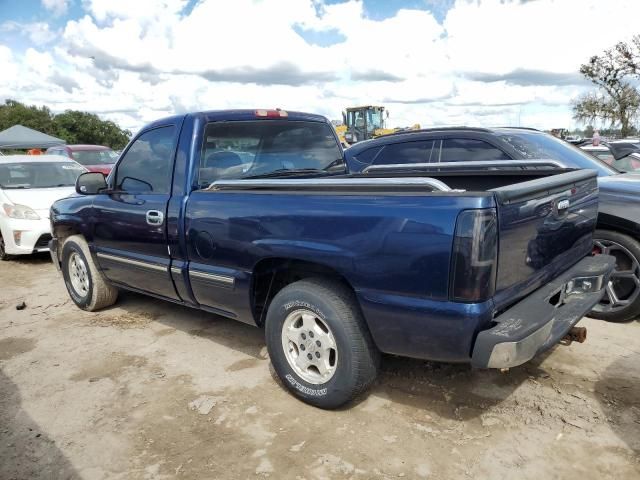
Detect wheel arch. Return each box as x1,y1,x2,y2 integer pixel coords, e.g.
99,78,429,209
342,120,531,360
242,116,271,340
52,224,83,262
250,257,361,328
597,212,640,241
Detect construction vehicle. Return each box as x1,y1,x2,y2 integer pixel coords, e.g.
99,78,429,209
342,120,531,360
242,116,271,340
335,106,420,147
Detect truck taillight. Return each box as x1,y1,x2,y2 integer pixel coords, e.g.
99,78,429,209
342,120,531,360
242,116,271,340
449,209,498,302
255,109,288,118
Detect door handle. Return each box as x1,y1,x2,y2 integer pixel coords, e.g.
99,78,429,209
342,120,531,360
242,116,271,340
146,210,164,226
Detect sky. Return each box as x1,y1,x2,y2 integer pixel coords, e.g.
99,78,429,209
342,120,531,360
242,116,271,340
0,0,639,133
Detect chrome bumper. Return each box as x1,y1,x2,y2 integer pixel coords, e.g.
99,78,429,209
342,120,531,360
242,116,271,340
471,254,616,369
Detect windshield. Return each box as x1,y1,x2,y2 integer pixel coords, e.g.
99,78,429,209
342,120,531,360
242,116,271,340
0,162,85,189
199,120,343,186
498,131,618,177
72,149,118,166
367,109,383,131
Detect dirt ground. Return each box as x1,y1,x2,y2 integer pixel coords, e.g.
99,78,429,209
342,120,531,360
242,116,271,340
0,255,638,480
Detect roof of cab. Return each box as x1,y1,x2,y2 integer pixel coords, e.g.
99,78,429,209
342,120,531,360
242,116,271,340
143,109,330,130
346,126,546,155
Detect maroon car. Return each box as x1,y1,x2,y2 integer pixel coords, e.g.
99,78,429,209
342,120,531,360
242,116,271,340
45,145,119,175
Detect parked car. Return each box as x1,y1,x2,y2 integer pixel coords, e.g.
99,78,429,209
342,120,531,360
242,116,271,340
0,155,85,260
581,142,640,172
45,145,119,175
50,110,613,408
345,127,640,322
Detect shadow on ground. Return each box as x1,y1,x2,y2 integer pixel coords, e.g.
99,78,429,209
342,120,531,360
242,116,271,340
595,352,640,458
98,290,557,420
0,369,79,480
112,291,266,359
355,349,554,419
7,252,51,265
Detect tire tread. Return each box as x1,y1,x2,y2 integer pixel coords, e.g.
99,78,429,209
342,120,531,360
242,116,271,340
63,235,118,311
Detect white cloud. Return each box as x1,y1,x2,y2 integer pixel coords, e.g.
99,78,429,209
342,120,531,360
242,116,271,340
1,21,57,45
3,0,640,132
42,0,69,16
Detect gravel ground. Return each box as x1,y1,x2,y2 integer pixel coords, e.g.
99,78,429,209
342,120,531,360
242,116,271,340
0,254,639,480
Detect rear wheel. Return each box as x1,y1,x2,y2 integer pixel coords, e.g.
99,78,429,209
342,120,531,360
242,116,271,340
61,235,118,311
589,229,640,322
265,278,380,409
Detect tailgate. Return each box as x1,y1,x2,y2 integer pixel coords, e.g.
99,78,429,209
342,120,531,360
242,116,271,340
491,170,599,310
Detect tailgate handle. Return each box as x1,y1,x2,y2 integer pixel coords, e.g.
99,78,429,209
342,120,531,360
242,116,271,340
554,198,570,218
146,210,164,226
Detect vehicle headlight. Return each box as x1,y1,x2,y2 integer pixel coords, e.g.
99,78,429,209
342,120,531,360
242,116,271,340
2,203,41,220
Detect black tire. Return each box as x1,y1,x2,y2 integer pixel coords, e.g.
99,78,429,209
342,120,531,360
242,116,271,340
589,229,640,322
61,235,118,311
265,278,380,409
0,232,10,261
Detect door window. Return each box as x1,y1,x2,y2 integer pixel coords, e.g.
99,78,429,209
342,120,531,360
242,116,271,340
374,140,436,165
440,138,509,162
115,126,176,194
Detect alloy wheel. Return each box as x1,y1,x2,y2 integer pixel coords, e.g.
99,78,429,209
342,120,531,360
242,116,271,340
68,252,90,298
592,239,640,313
281,309,338,384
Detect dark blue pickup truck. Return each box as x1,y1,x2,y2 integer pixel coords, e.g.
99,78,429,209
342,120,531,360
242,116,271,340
50,110,614,408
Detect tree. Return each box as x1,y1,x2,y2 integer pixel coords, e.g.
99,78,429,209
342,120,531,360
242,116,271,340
0,100,131,149
573,40,640,137
54,110,131,149
0,100,57,135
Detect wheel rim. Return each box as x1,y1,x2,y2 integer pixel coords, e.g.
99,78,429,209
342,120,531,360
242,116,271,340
592,239,640,313
68,252,90,298
281,309,338,385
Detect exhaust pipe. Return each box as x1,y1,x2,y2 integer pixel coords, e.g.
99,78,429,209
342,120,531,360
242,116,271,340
560,326,587,345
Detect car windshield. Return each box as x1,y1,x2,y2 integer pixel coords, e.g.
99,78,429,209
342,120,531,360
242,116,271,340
0,162,85,189
72,149,118,166
498,131,619,176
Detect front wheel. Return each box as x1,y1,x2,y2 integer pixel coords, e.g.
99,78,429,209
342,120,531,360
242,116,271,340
589,229,640,322
0,232,10,261
265,278,380,409
61,235,118,311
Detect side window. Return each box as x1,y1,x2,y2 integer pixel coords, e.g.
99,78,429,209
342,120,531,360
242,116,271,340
115,126,176,194
440,138,509,162
373,140,435,165
352,146,383,165
593,152,615,164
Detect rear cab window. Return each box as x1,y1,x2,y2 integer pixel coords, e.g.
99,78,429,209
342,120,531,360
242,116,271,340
198,120,344,187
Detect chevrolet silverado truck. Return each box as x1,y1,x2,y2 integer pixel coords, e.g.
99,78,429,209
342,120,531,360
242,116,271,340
50,110,614,408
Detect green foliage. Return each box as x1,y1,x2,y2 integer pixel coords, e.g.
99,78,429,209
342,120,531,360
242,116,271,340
0,99,131,149
574,37,640,137
583,125,594,138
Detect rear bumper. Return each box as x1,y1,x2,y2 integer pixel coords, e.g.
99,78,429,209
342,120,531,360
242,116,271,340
471,254,615,369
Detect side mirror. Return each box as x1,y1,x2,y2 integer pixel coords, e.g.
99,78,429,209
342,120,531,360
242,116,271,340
76,172,107,195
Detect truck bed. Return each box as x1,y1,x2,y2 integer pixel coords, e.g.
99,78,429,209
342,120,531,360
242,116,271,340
181,169,598,362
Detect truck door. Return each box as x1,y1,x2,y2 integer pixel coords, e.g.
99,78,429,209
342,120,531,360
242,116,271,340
92,124,180,300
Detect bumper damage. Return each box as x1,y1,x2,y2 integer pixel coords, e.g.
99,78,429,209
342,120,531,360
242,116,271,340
471,254,616,369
